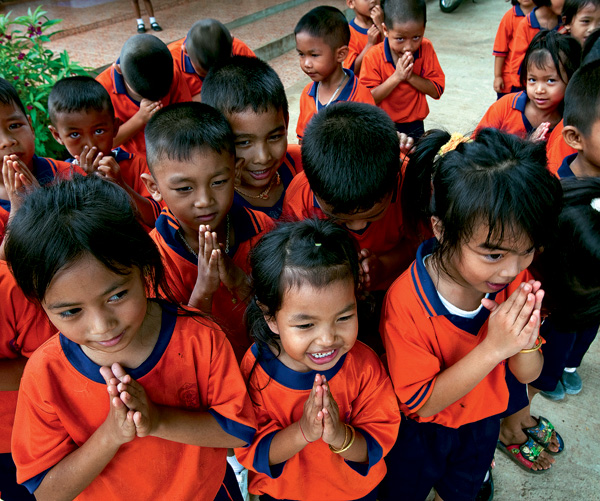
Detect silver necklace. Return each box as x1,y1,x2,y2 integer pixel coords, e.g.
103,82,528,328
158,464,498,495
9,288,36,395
316,73,347,109
179,215,230,258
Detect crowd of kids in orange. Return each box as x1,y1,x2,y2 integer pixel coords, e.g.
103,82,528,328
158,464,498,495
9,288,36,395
0,0,599,500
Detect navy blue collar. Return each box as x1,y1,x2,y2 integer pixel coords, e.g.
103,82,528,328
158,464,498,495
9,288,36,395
251,343,347,390
307,68,358,110
530,8,562,30
113,58,140,106
557,153,576,179
515,4,525,17
513,92,534,133
349,17,369,35
60,301,178,383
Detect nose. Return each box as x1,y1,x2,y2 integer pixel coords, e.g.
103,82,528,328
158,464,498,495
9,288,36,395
303,56,313,69
535,81,545,93
89,308,117,337
499,256,522,279
255,142,272,165
318,325,336,347
194,188,213,208
0,129,17,150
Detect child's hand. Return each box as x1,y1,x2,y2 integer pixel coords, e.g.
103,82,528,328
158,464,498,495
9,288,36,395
393,52,414,83
371,5,384,30
196,225,221,296
298,374,326,443
367,24,380,46
75,146,103,174
217,246,251,301
358,248,381,291
530,122,550,142
97,155,126,187
320,376,346,449
109,362,159,438
2,155,39,213
397,132,415,156
137,99,162,124
99,365,137,446
481,281,544,359
493,76,505,94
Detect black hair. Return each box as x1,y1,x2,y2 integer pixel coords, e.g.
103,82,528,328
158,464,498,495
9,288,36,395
562,0,600,24
381,0,426,28
402,128,562,274
563,62,600,136
581,25,600,63
48,76,114,125
185,19,234,70
4,175,167,304
0,77,27,116
145,102,235,173
511,0,519,5
294,6,350,49
533,0,552,7
201,56,288,118
536,177,600,330
246,218,359,389
301,101,399,215
119,34,173,101
519,30,581,88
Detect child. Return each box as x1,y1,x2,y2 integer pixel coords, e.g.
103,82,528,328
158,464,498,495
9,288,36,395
493,0,534,98
141,102,274,362
379,128,562,499
360,0,444,138
96,34,191,158
506,0,563,90
344,0,384,75
5,174,256,499
168,19,255,101
235,218,400,500
131,0,161,33
294,6,375,142
283,102,417,293
0,260,55,501
557,61,600,177
561,0,600,45
0,78,79,244
477,30,580,139
47,76,161,227
201,56,302,220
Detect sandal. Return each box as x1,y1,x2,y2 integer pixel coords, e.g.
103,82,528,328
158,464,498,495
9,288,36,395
523,415,565,455
496,438,547,474
151,22,162,32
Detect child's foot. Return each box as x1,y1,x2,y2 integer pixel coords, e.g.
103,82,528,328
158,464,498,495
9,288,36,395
137,22,146,34
149,17,162,31
522,415,564,454
561,368,582,394
498,426,554,471
540,379,565,401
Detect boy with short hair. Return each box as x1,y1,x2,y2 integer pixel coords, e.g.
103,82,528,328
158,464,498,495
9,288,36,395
294,6,375,142
283,101,417,293
201,55,302,220
360,0,444,138
142,103,274,363
48,76,161,227
96,34,191,158
168,19,255,101
559,63,600,178
344,0,384,75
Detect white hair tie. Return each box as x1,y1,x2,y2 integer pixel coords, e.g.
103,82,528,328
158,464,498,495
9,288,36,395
591,198,600,212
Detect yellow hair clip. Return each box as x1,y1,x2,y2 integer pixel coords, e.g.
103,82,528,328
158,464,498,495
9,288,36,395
437,133,473,157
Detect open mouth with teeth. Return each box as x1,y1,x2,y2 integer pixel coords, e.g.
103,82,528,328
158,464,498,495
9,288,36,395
308,349,339,364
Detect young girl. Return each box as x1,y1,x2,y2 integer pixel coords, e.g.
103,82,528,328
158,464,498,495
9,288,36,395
234,218,400,501
479,30,580,139
380,128,562,500
5,175,256,500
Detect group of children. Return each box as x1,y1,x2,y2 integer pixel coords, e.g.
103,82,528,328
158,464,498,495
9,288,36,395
0,0,599,500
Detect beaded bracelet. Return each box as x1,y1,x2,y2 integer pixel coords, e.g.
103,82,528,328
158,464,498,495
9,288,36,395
329,424,356,454
519,335,544,354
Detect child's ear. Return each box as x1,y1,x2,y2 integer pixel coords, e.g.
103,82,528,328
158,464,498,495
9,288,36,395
257,300,280,334
346,0,355,9
431,215,443,241
382,22,389,38
562,125,583,151
113,62,122,74
140,173,163,203
562,17,570,32
336,45,349,63
48,125,63,145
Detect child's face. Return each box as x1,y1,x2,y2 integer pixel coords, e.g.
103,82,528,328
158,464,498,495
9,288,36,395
0,101,35,169
265,278,358,372
565,3,600,45
146,149,235,237
518,0,534,9
316,191,393,232
550,0,564,16
42,255,150,360
296,32,344,82
228,107,288,192
348,0,379,18
568,118,600,172
49,108,117,158
441,223,535,295
384,20,425,58
526,55,567,113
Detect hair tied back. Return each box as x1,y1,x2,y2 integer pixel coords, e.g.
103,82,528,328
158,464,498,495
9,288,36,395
437,132,473,158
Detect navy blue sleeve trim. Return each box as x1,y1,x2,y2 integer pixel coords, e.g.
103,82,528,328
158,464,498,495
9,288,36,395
406,380,432,410
252,430,285,478
23,466,52,493
208,409,256,446
344,428,383,476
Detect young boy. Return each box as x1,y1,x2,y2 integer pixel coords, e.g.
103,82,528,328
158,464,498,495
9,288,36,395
48,76,161,227
0,78,80,243
360,0,444,138
96,34,191,158
142,102,274,362
168,19,255,101
561,0,600,45
344,0,384,75
201,55,302,220
294,6,375,142
283,101,417,293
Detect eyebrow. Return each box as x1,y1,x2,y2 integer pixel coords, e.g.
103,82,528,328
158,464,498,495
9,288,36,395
235,126,286,139
288,302,356,321
46,277,129,310
478,243,535,254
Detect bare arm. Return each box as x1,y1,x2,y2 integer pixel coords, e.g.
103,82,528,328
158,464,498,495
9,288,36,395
0,357,27,390
494,56,506,93
406,73,440,99
112,99,161,149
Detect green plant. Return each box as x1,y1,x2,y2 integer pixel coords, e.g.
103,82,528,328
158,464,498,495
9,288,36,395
0,6,91,159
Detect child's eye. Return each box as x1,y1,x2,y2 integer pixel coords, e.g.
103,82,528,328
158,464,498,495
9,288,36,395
8,122,24,130
235,140,251,148
269,134,285,142
337,314,354,322
58,308,81,319
175,186,192,192
396,38,405,42
94,129,106,135
295,323,313,330
68,132,81,139
108,290,128,302
212,178,229,187
413,36,421,41
485,253,504,261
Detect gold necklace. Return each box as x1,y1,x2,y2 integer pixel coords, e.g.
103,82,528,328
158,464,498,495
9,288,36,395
178,214,230,258
235,172,281,200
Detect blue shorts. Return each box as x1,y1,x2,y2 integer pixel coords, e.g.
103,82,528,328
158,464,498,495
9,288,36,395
0,453,35,501
215,463,244,501
394,120,425,139
379,413,499,501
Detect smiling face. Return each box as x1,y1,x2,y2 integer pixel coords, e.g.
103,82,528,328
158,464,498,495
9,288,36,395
50,108,117,158
265,278,358,372
0,101,35,170
565,3,600,45
348,0,379,20
526,52,567,113
228,107,288,193
295,32,344,83
384,20,425,60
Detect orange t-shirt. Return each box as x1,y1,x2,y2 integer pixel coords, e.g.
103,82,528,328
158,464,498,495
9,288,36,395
493,5,528,90
476,91,532,138
344,18,381,72
546,120,576,175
